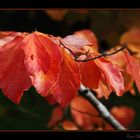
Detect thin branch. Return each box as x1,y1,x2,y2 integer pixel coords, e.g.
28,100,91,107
79,85,126,130
60,40,127,62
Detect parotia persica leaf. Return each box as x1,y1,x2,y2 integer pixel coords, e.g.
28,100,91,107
62,120,79,130
70,96,103,130
94,55,125,96
61,34,91,57
79,46,124,97
0,34,31,103
79,59,101,90
106,47,135,94
47,106,63,128
123,49,140,93
0,31,24,50
21,31,62,97
74,29,99,52
62,34,91,48
49,48,80,107
120,28,140,60
93,80,111,99
110,106,135,128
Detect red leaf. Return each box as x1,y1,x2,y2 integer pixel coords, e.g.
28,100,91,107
0,34,31,103
95,56,125,96
62,120,79,130
0,31,24,50
120,28,140,60
46,94,57,105
48,106,63,128
110,106,135,128
21,32,62,96
50,48,80,107
79,60,101,89
70,96,103,130
123,49,140,93
107,48,135,94
74,29,99,51
61,34,91,57
93,80,111,99
62,34,90,48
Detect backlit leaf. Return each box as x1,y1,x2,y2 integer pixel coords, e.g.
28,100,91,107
21,31,62,96
123,49,140,93
50,48,80,107
0,34,31,103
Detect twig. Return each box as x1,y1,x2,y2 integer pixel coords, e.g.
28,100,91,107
80,85,126,130
60,40,126,62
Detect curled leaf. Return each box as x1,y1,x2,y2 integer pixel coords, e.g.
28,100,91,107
50,48,80,107
0,34,31,103
95,55,125,96
75,29,99,51
123,49,140,93
21,31,62,96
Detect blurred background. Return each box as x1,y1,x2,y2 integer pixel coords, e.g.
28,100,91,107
0,10,140,130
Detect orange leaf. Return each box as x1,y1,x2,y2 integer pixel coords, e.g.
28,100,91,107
79,60,101,90
0,33,31,103
21,31,62,96
95,56,125,96
48,106,63,128
123,49,140,93
74,29,99,52
50,48,80,107
110,106,135,128
107,48,134,94
120,28,140,60
45,10,67,21
62,120,79,130
70,96,103,130
61,34,91,57
93,80,111,99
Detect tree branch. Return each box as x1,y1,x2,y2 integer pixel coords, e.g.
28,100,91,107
59,39,127,62
79,85,126,130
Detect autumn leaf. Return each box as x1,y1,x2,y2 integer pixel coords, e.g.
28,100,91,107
110,106,135,128
120,28,140,60
62,120,79,130
47,106,63,128
79,46,124,97
0,33,31,103
93,80,111,99
49,48,80,107
123,49,140,93
79,59,101,90
94,55,125,96
45,10,67,21
70,96,103,130
61,34,91,57
21,31,62,97
107,47,135,94
74,29,99,51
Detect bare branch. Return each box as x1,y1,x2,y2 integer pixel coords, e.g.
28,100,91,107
60,39,127,62
79,85,126,130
